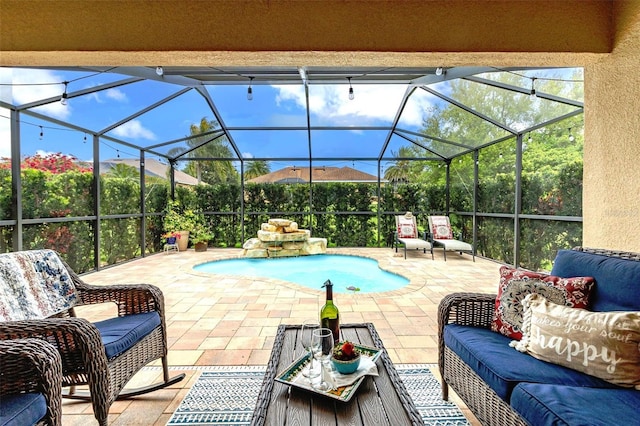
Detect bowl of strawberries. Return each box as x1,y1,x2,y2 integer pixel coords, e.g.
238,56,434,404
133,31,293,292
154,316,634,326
331,341,361,374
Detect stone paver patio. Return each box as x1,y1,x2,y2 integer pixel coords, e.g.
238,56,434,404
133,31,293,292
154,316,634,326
63,247,501,425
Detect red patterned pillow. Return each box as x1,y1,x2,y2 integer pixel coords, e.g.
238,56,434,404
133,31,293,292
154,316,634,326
397,217,416,238
491,266,595,340
429,216,454,239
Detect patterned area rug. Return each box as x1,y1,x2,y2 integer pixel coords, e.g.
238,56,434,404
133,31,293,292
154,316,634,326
166,364,469,425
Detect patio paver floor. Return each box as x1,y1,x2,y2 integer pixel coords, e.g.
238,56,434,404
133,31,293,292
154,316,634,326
63,247,501,425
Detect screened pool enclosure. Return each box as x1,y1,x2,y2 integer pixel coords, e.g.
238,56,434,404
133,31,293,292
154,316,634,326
0,66,584,272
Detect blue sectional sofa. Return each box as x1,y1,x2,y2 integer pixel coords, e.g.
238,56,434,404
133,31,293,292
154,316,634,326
438,247,640,426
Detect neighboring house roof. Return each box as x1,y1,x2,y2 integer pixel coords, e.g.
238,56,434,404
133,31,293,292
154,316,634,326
247,166,385,184
100,158,200,186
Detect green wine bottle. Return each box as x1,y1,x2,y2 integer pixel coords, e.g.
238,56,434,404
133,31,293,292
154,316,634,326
320,279,340,343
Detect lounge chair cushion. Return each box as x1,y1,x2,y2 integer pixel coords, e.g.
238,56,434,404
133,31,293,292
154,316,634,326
94,311,161,359
0,393,47,426
0,249,77,321
429,216,454,239
432,239,472,252
443,324,616,401
511,383,640,426
396,215,417,238
551,249,640,312
398,238,431,250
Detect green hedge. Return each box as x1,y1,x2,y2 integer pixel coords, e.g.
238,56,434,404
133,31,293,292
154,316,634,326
0,160,582,272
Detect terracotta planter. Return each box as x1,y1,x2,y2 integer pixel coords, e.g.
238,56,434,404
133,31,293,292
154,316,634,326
177,231,189,251
194,241,208,252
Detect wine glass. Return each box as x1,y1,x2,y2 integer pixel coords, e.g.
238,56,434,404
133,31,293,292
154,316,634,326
311,328,334,391
300,320,319,378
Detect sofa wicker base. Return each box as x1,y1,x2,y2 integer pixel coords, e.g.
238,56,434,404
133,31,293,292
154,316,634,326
443,346,526,426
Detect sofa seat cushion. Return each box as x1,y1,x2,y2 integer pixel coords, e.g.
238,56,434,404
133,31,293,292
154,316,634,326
511,383,640,426
551,250,640,312
94,312,161,359
444,324,617,401
0,393,47,426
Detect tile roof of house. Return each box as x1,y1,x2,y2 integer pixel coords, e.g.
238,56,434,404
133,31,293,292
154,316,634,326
247,166,384,184
101,158,200,186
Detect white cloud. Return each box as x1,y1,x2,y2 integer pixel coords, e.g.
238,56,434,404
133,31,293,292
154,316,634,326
8,69,72,120
111,120,156,140
105,88,127,102
34,149,58,157
273,84,431,127
242,152,254,158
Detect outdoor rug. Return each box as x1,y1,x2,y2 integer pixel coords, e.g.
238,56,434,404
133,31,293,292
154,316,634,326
166,364,469,425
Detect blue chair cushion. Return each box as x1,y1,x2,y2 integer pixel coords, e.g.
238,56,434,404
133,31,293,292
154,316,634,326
551,249,640,312
443,324,617,401
93,312,161,359
511,383,640,426
0,393,47,426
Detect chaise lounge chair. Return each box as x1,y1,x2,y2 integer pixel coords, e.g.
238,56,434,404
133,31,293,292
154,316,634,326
394,212,433,259
428,215,475,261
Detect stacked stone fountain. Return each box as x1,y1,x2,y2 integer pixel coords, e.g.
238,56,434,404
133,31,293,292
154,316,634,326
242,218,327,258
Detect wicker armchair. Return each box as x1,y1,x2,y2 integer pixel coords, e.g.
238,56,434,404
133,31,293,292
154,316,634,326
0,338,63,426
437,247,640,426
0,250,184,426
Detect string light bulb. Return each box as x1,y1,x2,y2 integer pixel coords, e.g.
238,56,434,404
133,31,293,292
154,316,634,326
435,67,444,76
155,66,164,76
247,77,254,101
528,134,533,143
60,82,68,106
530,77,537,98
39,126,43,140
83,133,87,143
568,128,575,142
348,77,354,100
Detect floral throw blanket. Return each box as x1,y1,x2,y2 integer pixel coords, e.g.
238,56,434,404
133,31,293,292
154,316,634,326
0,249,77,321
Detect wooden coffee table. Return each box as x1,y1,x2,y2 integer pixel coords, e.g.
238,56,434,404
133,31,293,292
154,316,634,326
250,323,423,425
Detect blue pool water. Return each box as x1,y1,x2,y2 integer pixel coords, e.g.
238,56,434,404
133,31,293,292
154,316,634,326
193,254,409,293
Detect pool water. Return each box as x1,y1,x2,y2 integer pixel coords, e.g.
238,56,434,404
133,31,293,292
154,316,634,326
193,254,409,293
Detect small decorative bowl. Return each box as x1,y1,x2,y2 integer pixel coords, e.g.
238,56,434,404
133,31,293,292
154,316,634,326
331,353,361,374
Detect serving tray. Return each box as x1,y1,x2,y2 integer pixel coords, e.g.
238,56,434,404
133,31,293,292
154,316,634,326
274,343,382,402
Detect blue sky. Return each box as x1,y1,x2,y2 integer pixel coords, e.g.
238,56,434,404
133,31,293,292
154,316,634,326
0,67,582,177
0,67,440,176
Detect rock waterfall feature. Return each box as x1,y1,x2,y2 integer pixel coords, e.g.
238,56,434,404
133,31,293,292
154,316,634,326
242,218,327,258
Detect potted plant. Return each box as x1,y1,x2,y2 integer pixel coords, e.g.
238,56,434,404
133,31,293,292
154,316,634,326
163,200,198,251
190,222,214,252
161,231,181,245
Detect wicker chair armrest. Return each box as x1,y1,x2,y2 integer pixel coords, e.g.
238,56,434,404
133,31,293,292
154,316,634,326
0,338,63,425
438,292,496,329
437,292,496,378
0,317,110,399
75,282,165,317
62,257,164,316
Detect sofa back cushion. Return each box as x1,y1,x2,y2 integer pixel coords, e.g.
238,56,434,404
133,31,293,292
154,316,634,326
551,250,640,312
0,250,77,321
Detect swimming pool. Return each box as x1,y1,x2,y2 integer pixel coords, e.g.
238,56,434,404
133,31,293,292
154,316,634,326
193,254,409,293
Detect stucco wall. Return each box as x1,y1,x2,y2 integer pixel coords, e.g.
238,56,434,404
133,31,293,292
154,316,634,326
584,2,640,252
1,0,639,252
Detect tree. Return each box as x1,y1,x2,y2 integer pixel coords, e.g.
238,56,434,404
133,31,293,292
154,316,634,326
106,163,139,180
168,117,239,184
384,147,415,184
244,160,270,180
